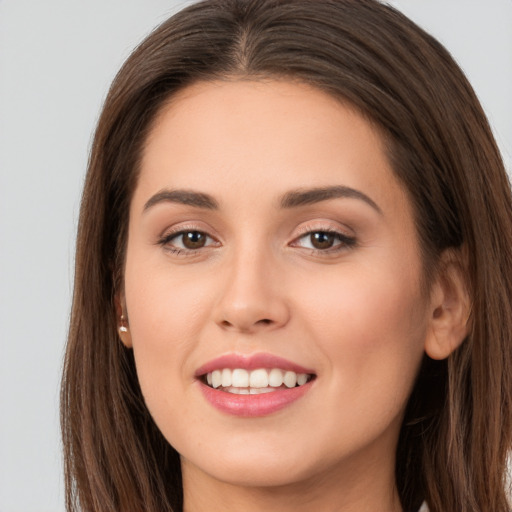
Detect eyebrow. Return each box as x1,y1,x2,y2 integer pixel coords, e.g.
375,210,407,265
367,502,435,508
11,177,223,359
143,185,381,214
143,189,219,212
280,186,382,214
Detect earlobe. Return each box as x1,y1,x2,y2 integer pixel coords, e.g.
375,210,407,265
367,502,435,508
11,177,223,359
115,293,133,348
424,250,471,360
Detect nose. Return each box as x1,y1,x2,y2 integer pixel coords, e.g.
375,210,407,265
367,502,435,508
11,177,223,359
214,248,290,334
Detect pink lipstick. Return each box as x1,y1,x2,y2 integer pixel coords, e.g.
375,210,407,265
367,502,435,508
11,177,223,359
196,353,316,417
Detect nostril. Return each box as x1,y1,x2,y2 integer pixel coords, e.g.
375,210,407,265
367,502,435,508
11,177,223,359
219,317,273,331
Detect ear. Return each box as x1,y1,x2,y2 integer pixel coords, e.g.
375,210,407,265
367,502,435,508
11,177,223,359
424,249,471,360
114,293,133,348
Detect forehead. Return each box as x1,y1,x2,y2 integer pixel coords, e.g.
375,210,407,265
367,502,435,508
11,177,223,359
135,79,409,218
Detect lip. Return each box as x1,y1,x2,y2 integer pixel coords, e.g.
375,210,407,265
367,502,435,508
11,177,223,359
198,379,314,417
195,352,316,417
194,352,315,376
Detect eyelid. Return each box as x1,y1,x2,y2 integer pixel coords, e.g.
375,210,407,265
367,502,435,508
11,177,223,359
292,221,355,239
157,223,221,255
155,220,356,256
158,221,219,241
289,221,357,253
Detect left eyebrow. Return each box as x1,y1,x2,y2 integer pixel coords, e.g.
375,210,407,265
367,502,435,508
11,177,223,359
280,185,382,214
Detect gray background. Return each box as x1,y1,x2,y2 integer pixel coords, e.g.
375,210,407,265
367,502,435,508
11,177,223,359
1,1,510,511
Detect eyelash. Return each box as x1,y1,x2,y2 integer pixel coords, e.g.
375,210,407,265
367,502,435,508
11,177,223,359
157,226,357,257
157,227,218,256
291,226,357,254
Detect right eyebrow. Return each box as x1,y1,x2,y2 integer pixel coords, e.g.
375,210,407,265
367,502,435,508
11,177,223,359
143,189,219,212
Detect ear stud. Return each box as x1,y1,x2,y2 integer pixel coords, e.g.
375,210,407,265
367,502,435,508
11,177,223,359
119,315,128,333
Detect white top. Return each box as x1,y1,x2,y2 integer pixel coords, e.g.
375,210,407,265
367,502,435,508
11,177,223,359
418,502,429,512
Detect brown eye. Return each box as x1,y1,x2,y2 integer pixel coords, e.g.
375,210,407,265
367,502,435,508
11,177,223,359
292,229,356,253
181,231,207,249
309,232,336,249
159,229,216,253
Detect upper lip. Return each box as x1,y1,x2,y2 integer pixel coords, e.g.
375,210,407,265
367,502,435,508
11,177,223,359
194,353,315,377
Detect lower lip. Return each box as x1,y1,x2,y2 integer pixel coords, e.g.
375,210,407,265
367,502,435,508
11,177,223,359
199,381,313,417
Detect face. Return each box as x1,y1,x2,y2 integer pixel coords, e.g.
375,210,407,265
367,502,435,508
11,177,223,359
121,80,434,492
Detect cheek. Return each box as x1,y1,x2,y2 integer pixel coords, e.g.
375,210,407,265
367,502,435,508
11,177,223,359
297,262,428,405
122,255,212,410
124,249,215,342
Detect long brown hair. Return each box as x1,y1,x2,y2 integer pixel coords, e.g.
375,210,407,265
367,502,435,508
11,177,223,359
61,1,512,510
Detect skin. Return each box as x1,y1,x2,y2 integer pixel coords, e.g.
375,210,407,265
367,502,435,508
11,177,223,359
119,80,468,512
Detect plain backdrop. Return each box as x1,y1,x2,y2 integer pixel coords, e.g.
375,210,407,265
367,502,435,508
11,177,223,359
0,1,510,511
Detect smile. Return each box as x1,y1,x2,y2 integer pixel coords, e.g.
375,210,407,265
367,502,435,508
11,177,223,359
204,368,312,394
196,353,316,416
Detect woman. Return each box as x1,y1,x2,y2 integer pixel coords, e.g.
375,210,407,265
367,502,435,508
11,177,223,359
61,0,512,510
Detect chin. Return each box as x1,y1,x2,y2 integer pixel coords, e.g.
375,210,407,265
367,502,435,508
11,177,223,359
179,433,339,490
186,457,320,489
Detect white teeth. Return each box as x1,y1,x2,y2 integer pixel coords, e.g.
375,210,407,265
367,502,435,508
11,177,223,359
222,386,278,395
221,368,231,387
204,368,312,391
297,373,308,386
249,387,274,394
283,371,297,388
249,368,269,388
231,369,249,387
268,368,284,387
211,370,222,388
